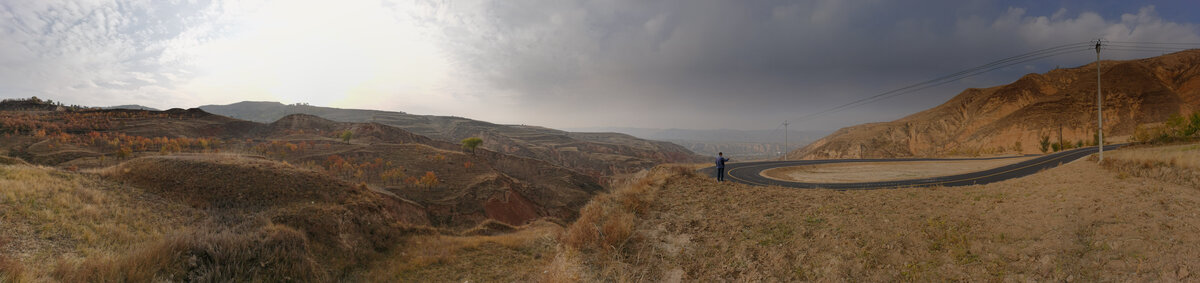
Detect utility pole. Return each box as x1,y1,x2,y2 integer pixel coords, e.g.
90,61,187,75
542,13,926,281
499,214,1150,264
783,120,789,161
1058,124,1063,151
1095,39,1104,162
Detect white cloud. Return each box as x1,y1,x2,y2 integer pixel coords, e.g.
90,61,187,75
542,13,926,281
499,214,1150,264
0,1,1197,130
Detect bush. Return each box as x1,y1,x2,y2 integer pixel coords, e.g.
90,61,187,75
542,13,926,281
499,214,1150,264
1132,112,1200,144
1039,136,1051,153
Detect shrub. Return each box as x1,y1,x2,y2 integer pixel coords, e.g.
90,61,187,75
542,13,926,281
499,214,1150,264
1130,112,1199,144
1039,136,1051,153
419,171,440,188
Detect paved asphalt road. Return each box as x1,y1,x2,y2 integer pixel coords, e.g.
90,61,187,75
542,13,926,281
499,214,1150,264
704,144,1125,190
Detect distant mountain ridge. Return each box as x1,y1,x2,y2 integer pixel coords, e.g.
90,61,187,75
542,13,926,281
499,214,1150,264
201,101,703,177
572,127,831,160
789,49,1200,160
103,105,160,111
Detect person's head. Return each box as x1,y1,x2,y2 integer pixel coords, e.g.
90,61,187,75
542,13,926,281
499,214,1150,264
719,152,723,156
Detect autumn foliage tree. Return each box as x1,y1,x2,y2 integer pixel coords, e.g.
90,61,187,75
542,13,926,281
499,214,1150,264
419,171,440,188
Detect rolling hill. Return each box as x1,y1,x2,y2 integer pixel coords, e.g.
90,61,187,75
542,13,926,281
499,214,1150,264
0,103,601,229
200,101,703,178
0,98,612,280
790,49,1200,160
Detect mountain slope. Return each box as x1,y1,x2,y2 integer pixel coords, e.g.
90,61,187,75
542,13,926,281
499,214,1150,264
0,107,601,229
200,102,702,178
790,49,1200,160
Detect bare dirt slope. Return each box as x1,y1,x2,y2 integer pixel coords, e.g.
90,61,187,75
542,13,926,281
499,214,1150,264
791,49,1200,160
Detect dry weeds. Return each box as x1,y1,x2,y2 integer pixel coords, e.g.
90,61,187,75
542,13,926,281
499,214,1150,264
1,153,441,281
355,219,562,282
1101,142,1200,187
0,164,199,281
558,146,1200,281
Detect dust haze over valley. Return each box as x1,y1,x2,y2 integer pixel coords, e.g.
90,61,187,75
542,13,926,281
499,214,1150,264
5,0,1200,282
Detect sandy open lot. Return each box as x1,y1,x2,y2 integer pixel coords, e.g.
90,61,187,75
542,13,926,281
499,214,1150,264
761,156,1037,183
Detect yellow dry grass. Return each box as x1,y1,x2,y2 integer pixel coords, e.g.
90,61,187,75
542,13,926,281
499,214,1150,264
0,164,197,281
1101,142,1200,188
355,220,562,282
555,145,1200,281
1105,142,1200,169
761,156,1036,183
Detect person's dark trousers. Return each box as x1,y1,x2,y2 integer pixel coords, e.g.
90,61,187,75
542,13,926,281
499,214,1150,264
717,167,725,182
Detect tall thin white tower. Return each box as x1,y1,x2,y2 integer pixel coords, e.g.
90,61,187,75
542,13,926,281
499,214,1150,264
783,120,789,161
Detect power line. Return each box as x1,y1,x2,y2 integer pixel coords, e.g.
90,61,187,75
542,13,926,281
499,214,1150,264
792,42,1094,122
788,41,1200,124
1107,41,1200,46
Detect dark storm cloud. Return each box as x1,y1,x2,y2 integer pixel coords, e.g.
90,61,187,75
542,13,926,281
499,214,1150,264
419,0,1200,130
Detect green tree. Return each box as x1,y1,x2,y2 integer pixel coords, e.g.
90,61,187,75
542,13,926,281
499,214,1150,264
461,137,483,154
1039,136,1051,153
340,130,353,144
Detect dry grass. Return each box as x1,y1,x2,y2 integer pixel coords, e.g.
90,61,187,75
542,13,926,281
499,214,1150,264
1101,142,1200,187
0,164,198,281
0,156,28,166
2,154,441,281
53,224,326,282
355,219,562,282
554,146,1200,281
1104,142,1200,169
761,156,1036,183
544,166,695,281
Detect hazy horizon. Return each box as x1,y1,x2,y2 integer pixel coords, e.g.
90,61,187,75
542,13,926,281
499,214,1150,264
3,0,1200,132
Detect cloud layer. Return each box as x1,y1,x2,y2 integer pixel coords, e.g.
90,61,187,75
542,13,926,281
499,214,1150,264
2,0,1198,130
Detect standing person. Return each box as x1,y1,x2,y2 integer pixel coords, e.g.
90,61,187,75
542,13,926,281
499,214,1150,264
715,152,730,182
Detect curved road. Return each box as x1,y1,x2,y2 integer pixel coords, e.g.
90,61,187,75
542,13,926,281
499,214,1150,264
704,144,1124,190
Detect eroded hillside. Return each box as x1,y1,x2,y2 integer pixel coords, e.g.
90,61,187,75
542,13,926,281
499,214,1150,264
790,49,1200,159
0,104,600,230
200,101,703,177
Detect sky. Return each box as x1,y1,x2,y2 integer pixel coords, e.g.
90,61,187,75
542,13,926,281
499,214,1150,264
2,0,1200,131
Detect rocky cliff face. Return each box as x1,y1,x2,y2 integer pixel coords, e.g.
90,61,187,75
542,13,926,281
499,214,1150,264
790,49,1200,160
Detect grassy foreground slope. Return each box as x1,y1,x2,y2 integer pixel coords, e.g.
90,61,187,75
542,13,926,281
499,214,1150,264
0,154,436,281
553,143,1200,281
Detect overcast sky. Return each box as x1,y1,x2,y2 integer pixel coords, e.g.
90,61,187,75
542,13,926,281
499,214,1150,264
2,0,1200,131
